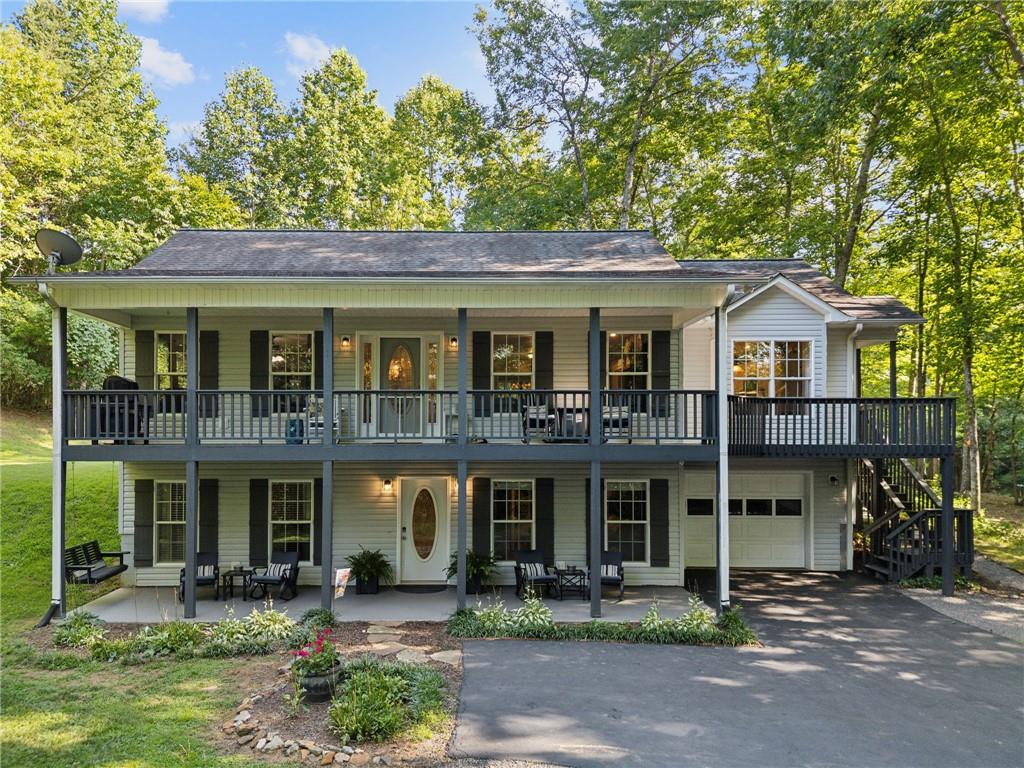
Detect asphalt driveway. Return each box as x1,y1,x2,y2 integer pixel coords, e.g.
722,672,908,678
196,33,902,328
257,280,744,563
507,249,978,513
453,572,1024,768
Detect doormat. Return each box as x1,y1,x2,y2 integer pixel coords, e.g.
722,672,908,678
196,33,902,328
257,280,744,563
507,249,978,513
394,584,449,594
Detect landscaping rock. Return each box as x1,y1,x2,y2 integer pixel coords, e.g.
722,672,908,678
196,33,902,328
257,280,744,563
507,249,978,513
237,734,255,746
255,738,267,751
428,650,462,666
334,754,350,764
395,648,428,664
371,756,392,766
366,642,405,656
341,746,355,755
349,754,369,767
236,722,257,736
366,633,403,644
266,735,285,751
300,749,310,760
321,752,336,765
285,743,299,756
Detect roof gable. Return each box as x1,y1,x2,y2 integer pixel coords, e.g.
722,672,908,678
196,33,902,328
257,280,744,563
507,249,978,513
726,274,849,322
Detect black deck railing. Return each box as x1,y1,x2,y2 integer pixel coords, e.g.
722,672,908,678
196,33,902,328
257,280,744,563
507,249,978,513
728,396,957,458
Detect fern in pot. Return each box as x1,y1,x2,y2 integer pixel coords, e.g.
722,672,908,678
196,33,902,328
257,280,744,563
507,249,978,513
345,547,394,594
445,551,497,594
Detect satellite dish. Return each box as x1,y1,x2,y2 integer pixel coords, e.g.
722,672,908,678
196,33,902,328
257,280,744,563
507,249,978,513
35,229,83,273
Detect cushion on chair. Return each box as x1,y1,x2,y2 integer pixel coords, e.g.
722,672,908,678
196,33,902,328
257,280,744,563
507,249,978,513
520,562,546,578
266,561,291,580
601,564,621,578
197,564,216,578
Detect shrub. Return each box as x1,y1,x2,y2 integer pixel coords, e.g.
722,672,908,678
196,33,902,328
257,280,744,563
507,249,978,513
474,599,512,635
329,657,446,743
140,621,206,656
89,636,146,663
674,594,717,643
53,612,105,648
507,595,555,636
244,601,296,645
717,607,758,647
345,547,395,586
300,607,337,629
291,628,339,678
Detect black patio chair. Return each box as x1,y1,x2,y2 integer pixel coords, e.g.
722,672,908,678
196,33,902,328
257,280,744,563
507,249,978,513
599,550,625,600
249,550,300,601
178,552,220,601
514,549,559,599
520,393,556,443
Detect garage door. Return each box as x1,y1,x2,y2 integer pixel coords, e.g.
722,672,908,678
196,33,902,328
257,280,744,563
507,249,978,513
683,472,807,568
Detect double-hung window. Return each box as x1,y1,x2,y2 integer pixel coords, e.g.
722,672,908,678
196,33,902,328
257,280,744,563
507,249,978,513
491,333,534,391
271,333,314,391
156,332,186,390
732,340,811,398
607,332,650,391
270,481,313,562
491,480,534,561
155,481,187,563
605,480,649,563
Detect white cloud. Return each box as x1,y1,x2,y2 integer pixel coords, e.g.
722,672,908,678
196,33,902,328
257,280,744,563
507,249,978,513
139,36,194,87
284,32,333,78
167,120,200,147
119,0,170,23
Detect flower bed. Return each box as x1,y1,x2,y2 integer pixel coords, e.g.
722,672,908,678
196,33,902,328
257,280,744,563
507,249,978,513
447,594,759,646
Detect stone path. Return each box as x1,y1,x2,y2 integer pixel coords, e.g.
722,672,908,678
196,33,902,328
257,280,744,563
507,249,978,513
974,555,1024,592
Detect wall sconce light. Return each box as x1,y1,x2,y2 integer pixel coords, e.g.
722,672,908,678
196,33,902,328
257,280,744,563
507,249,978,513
340,336,351,349
448,336,459,350
828,475,840,487
382,478,393,495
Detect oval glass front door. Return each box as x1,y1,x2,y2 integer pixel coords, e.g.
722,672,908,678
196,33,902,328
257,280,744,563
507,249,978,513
412,489,437,561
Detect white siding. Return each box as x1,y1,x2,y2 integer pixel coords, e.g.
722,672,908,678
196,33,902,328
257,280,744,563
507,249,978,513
826,327,853,397
681,320,714,390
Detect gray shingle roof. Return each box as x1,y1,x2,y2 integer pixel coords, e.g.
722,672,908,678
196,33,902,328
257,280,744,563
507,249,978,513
130,229,690,278
678,258,923,323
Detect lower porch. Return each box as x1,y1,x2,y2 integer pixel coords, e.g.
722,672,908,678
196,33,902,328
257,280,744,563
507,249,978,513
73,584,697,624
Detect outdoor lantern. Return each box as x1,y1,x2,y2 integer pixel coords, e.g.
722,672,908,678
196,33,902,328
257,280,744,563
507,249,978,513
382,478,393,495
449,336,459,350
340,336,351,348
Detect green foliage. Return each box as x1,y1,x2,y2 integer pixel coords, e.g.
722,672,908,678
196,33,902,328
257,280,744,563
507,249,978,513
52,612,104,647
899,574,979,592
444,550,497,585
242,601,296,643
345,547,395,586
290,628,339,678
300,607,338,629
448,599,759,647
328,657,446,743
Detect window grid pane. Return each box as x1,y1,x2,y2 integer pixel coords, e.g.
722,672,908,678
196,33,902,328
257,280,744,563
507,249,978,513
608,333,649,390
271,333,314,391
732,340,810,398
492,481,534,560
271,482,313,560
156,332,186,390
606,481,647,562
492,334,534,390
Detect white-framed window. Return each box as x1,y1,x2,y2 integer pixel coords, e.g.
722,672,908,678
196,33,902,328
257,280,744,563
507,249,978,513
607,332,650,391
491,480,534,561
270,480,314,562
155,481,186,563
605,480,649,564
155,332,186,390
732,340,811,397
491,333,534,391
271,332,314,391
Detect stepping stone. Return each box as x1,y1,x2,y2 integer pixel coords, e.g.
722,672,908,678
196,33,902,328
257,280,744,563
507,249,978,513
429,650,462,666
368,621,405,629
395,648,429,664
366,633,402,644
366,642,405,657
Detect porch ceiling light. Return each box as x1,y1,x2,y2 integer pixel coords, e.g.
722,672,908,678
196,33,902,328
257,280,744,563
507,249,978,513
382,478,393,495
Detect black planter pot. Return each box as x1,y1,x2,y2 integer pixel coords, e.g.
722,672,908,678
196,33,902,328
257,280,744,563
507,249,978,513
356,574,379,594
298,664,343,703
466,576,482,595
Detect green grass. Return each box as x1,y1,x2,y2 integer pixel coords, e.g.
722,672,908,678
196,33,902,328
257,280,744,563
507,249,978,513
973,493,1024,573
0,411,254,767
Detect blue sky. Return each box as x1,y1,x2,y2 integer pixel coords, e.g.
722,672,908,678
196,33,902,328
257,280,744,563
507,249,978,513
3,0,494,147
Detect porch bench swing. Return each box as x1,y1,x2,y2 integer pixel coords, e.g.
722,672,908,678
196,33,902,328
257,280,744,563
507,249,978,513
64,540,129,585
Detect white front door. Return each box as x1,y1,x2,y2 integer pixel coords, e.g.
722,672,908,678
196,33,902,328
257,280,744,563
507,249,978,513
399,477,449,582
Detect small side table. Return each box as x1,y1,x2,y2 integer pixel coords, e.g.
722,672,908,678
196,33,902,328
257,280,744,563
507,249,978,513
221,568,253,601
556,567,588,601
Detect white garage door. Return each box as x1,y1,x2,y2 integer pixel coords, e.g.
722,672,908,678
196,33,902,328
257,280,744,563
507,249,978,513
683,472,808,568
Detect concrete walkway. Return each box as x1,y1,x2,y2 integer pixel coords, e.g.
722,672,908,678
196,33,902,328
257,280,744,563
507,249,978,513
454,572,1024,768
76,584,694,624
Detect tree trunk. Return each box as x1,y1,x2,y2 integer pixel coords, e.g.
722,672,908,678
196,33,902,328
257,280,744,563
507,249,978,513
835,106,884,288
988,1,1024,82
981,400,999,492
618,120,643,229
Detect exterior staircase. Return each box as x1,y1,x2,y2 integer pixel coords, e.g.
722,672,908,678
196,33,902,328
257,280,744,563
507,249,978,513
857,458,974,582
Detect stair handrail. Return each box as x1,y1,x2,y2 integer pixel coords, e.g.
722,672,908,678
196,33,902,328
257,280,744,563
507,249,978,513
883,507,938,542
896,458,942,507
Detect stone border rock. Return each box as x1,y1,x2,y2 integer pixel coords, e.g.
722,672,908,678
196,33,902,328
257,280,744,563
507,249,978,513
224,695,360,764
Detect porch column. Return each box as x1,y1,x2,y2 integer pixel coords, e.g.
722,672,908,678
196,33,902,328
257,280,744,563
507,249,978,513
47,306,68,625
588,307,602,618
940,455,955,596
715,303,731,611
456,308,468,610
321,308,335,610
184,308,199,618
888,340,897,398
855,348,862,397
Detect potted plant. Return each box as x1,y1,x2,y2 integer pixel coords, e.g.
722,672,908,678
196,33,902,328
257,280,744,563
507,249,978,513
290,628,342,703
345,547,394,594
445,551,497,594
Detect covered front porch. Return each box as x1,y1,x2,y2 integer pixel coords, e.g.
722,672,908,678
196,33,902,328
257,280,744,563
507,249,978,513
73,585,698,624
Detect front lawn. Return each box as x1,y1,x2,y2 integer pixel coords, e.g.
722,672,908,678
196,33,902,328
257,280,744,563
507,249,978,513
974,493,1024,573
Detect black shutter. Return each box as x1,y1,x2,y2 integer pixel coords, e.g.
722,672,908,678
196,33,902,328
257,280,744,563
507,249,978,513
313,477,323,566
135,331,154,389
534,332,553,391
649,478,670,567
472,331,491,417
652,330,671,417
199,331,219,418
535,478,555,565
583,478,605,565
250,331,270,417
199,479,219,554
472,477,491,556
134,479,154,568
314,331,324,390
249,479,269,567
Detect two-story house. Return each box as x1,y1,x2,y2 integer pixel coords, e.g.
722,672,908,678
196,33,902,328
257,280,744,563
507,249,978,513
18,230,970,625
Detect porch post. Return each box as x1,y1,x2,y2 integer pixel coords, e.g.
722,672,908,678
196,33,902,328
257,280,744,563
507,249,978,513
48,306,68,624
715,303,731,611
888,340,897,398
321,308,335,610
855,348,862,398
456,308,468,610
588,307,602,618
184,307,199,618
940,455,955,596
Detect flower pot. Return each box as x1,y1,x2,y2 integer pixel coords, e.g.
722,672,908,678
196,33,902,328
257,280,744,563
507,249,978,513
356,574,379,594
466,575,482,595
298,664,343,703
